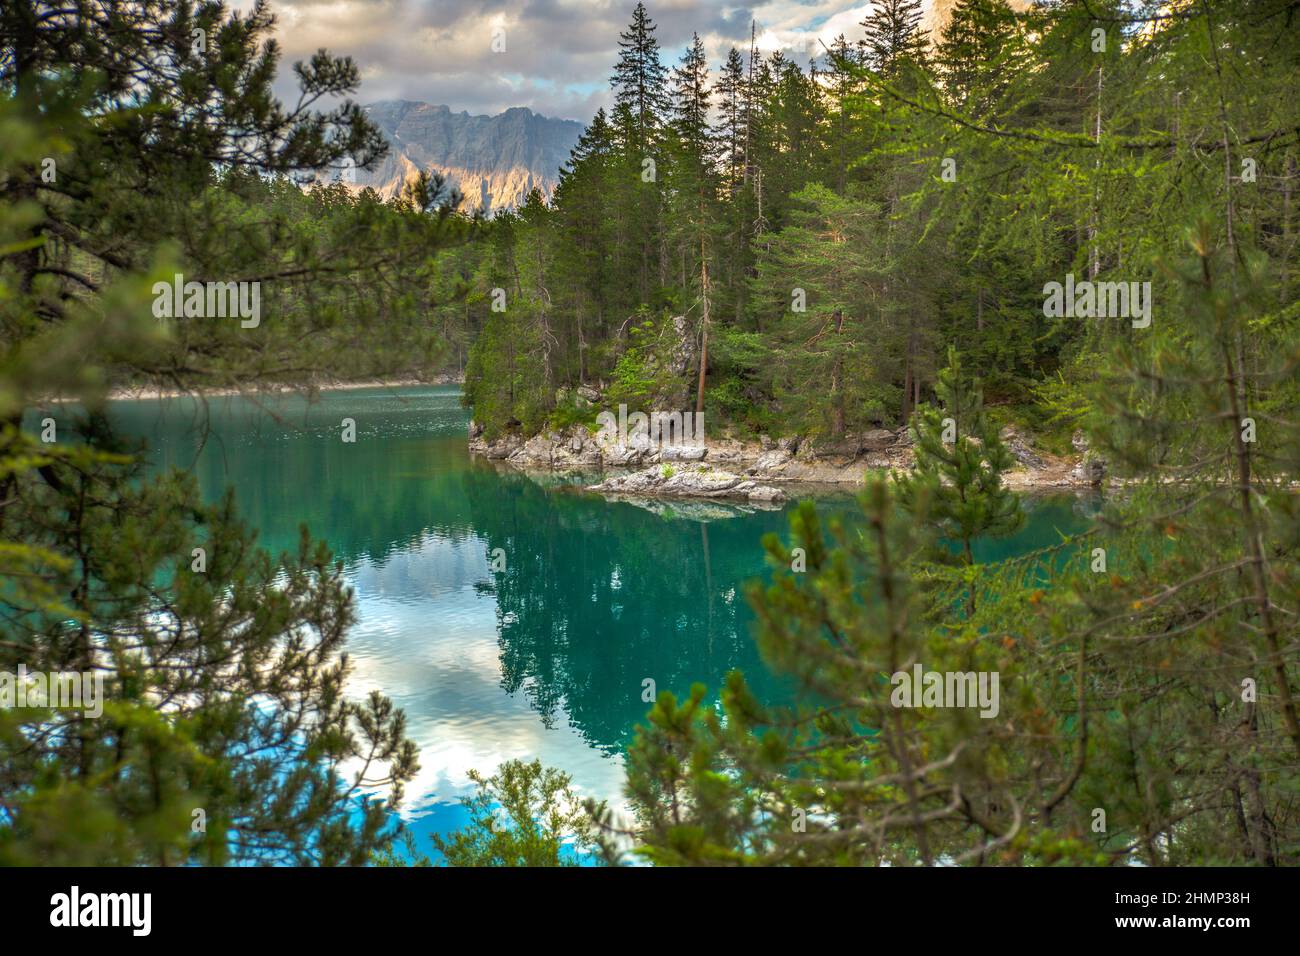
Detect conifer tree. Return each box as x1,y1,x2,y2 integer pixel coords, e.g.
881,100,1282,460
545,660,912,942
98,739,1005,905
1077,227,1300,862
749,185,887,437
670,33,713,161
934,0,1026,116
859,0,928,77
427,760,602,867
0,2,430,863
896,347,1023,575
610,1,670,152
823,34,862,193
714,47,749,192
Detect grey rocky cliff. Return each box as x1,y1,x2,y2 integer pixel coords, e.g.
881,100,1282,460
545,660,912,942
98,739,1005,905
343,101,583,215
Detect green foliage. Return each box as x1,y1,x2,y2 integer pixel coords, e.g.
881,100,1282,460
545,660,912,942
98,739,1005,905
615,234,1300,868
428,759,603,867
0,422,419,865
1,2,428,864
608,480,1071,866
605,310,688,410
897,347,1023,573
445,0,1299,452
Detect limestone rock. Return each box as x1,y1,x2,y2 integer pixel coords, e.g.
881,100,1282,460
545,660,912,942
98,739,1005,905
344,101,583,215
753,449,794,473
589,465,786,503
1070,451,1107,485
661,444,707,462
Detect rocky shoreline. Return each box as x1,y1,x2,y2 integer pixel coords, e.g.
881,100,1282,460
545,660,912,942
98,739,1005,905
469,419,1106,501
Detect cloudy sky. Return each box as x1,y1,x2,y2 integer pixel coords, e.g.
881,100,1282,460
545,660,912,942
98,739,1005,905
237,1,937,123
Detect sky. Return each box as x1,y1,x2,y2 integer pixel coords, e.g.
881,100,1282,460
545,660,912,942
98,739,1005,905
235,1,937,123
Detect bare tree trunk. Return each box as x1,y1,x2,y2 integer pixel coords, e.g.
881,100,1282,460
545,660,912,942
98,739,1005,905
695,249,710,416
831,309,845,438
1088,64,1102,281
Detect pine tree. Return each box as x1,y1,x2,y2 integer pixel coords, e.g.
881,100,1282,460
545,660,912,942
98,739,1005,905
665,33,719,416
553,108,617,378
713,47,748,192
823,34,861,193
1079,228,1300,862
601,480,1072,866
859,0,928,77
670,33,713,160
896,346,1023,578
426,760,603,866
0,2,430,863
749,185,887,438
610,1,670,153
934,0,1029,116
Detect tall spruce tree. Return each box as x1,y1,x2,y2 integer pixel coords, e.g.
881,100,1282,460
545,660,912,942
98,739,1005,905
934,0,1027,116
714,47,749,193
860,0,928,77
610,1,670,152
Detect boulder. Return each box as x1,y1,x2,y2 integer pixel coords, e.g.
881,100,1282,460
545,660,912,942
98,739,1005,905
511,433,554,467
604,443,651,467
588,465,786,503
483,434,524,460
661,444,707,462
816,437,863,460
746,484,787,503
861,428,896,452
1070,451,1107,486
552,427,602,468
667,314,697,377
753,449,794,473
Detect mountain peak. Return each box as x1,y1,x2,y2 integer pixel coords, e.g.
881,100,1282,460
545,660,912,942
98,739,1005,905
351,100,582,213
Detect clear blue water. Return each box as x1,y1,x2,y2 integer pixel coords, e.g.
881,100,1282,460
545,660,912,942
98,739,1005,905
60,385,1095,856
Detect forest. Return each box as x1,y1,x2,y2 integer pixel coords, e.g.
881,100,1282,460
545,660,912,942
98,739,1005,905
0,0,1297,867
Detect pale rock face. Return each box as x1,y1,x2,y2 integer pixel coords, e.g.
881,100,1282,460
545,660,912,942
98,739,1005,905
346,101,583,215
588,465,787,503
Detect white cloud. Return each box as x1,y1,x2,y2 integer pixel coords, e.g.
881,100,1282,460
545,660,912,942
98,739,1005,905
231,0,943,121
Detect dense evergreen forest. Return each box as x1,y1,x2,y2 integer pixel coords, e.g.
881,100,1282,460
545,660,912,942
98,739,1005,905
1,0,1297,867
457,0,1298,453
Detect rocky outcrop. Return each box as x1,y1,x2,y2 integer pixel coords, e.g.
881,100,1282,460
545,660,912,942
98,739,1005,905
340,101,583,215
1069,430,1108,486
588,465,786,503
468,417,1104,497
1000,426,1044,468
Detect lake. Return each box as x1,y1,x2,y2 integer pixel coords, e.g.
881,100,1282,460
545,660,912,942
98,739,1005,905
73,385,1096,854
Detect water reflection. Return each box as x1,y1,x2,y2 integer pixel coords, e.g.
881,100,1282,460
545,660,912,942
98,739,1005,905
53,386,1091,842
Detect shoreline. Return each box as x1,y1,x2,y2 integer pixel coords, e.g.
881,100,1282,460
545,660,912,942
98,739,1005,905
40,376,464,404
470,423,1104,497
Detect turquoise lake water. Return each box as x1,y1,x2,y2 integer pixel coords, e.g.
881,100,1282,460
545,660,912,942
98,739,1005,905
73,385,1096,853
